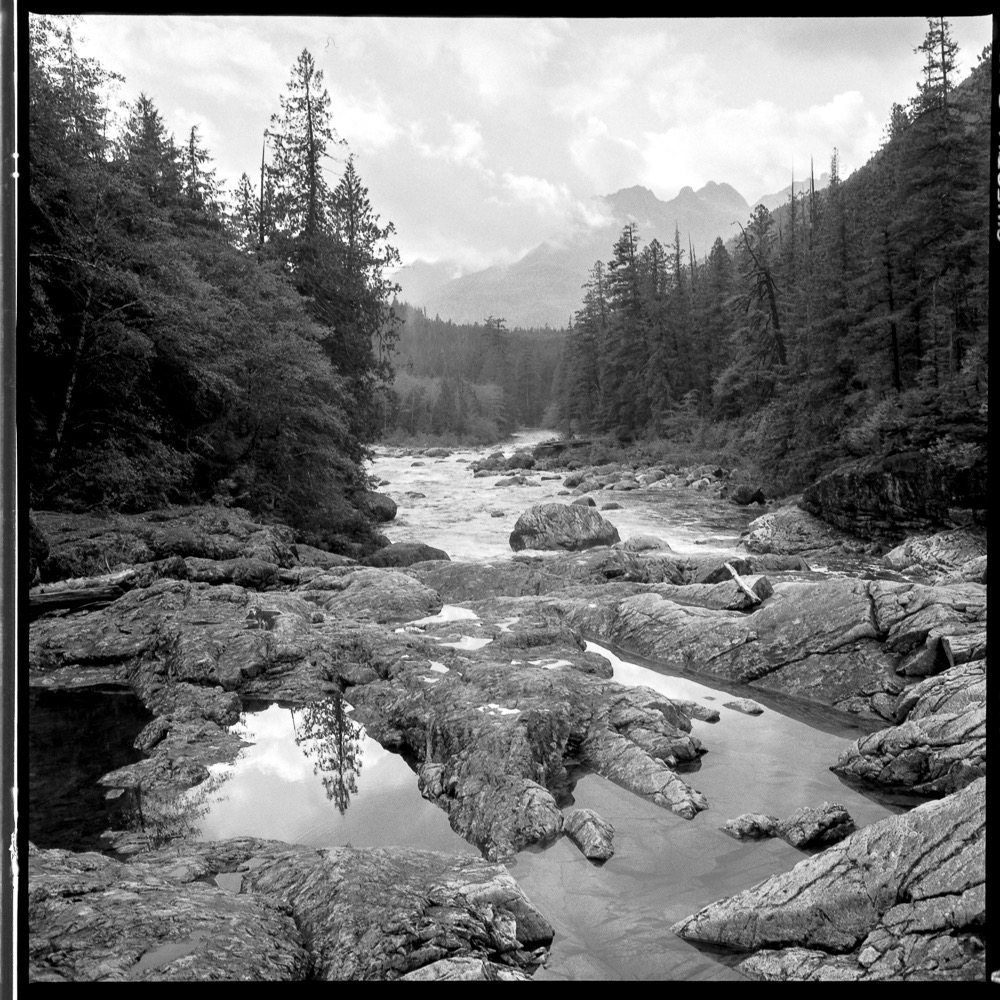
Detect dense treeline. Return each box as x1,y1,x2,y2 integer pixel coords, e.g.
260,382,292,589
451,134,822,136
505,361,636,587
554,19,989,492
28,18,400,546
382,304,564,443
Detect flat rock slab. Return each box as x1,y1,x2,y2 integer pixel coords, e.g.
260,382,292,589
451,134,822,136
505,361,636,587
29,838,552,982
28,843,311,982
673,777,985,981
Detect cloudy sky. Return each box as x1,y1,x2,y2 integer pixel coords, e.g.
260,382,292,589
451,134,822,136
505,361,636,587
63,15,993,275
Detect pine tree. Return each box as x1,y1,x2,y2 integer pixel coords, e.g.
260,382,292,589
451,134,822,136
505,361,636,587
268,49,344,239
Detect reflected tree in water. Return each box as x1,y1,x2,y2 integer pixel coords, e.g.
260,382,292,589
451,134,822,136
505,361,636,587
292,696,364,814
112,766,237,848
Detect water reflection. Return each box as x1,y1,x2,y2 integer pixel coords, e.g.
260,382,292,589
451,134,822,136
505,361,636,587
114,767,236,847
291,696,364,815
179,702,478,855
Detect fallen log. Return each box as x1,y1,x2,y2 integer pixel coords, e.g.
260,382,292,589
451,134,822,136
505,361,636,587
29,569,135,619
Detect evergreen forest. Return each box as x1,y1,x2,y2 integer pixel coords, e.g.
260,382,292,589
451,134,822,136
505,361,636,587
28,17,401,548
28,15,990,538
552,20,989,492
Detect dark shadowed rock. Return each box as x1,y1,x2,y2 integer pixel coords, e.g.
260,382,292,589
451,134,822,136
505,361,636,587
34,507,298,583
361,491,398,523
801,453,987,542
362,542,450,568
509,503,620,552
505,450,536,470
673,778,985,981
571,496,596,506
729,484,767,506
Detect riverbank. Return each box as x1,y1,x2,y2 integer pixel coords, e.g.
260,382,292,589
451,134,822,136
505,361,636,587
27,434,986,981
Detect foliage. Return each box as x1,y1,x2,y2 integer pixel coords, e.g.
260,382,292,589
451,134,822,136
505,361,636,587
29,21,402,549
553,23,989,493
380,304,565,444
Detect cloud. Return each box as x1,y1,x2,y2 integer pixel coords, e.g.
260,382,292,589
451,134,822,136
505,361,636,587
490,172,614,234
569,117,640,195
334,94,402,153
638,90,883,204
409,117,487,169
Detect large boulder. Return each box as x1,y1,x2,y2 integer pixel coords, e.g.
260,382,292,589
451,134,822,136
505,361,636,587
508,504,620,552
801,452,987,542
673,777,986,981
361,491,398,523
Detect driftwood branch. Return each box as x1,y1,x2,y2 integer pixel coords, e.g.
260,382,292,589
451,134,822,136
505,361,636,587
724,562,763,605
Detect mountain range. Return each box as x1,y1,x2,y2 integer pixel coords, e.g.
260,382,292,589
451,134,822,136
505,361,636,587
393,175,830,329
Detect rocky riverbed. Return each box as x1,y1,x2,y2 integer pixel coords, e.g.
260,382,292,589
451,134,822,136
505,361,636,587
27,433,987,981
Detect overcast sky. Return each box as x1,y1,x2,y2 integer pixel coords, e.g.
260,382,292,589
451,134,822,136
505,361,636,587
64,15,993,274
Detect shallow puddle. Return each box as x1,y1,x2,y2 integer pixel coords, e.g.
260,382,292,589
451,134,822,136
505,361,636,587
182,699,478,857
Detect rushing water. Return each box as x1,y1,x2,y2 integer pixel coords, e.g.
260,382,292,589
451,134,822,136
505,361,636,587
370,429,760,561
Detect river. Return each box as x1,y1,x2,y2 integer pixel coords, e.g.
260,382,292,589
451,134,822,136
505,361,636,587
30,430,917,980
366,431,914,980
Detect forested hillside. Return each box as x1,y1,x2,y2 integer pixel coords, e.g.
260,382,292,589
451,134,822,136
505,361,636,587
382,304,564,443
553,20,989,493
28,17,401,548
